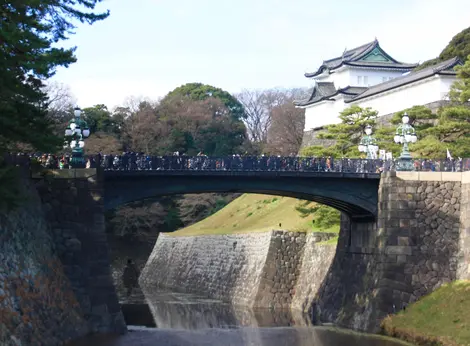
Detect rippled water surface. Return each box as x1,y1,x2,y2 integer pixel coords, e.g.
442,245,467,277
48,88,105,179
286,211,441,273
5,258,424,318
69,289,411,346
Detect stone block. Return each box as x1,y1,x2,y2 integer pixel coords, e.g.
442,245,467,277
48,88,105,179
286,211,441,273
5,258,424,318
378,278,412,293
419,172,442,181
65,238,82,252
396,172,418,180
462,172,470,184
397,237,411,246
396,255,407,264
441,172,462,182
91,304,108,315
385,246,412,256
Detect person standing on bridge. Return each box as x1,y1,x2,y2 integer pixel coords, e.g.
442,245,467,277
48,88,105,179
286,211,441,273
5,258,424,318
122,258,140,297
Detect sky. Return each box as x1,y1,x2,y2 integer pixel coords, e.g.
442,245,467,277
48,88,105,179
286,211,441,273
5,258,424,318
52,0,470,109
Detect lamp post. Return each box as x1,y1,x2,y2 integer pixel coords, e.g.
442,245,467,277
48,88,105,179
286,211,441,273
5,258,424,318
64,106,91,168
393,112,418,171
358,125,379,159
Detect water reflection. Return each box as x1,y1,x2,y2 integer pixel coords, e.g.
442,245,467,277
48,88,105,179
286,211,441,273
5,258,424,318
117,290,411,346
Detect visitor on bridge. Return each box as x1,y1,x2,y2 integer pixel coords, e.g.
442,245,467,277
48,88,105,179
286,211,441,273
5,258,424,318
122,258,140,297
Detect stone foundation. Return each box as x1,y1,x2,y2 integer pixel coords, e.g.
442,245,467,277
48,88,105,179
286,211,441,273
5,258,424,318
141,231,339,311
458,172,470,279
0,174,88,346
290,237,336,313
140,232,273,307
34,169,126,335
311,171,469,332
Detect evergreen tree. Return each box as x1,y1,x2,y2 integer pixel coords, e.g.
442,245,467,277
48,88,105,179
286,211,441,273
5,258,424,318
162,83,248,121
0,0,109,153
300,105,378,157
450,54,470,103
416,26,470,70
424,55,470,158
0,1,109,209
376,106,438,158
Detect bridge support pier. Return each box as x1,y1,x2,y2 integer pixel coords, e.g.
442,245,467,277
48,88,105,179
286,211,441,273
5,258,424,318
312,171,469,332
34,168,126,335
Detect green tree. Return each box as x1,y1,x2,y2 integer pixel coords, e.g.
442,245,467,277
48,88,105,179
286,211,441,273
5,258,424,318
0,0,108,209
450,54,470,103
439,28,470,63
422,56,470,158
375,105,439,157
300,105,378,157
0,0,109,152
416,26,470,71
295,201,340,230
83,105,113,133
383,57,470,159
155,95,247,156
162,83,247,120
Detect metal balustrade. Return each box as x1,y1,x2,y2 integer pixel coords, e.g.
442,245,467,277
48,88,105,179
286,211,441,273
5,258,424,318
5,153,470,173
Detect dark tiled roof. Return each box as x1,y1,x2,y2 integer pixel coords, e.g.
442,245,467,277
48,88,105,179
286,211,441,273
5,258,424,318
344,61,418,70
305,39,416,78
346,57,462,103
295,84,366,107
294,82,336,106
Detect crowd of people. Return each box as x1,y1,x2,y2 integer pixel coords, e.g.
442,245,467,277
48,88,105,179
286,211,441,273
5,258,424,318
6,152,470,173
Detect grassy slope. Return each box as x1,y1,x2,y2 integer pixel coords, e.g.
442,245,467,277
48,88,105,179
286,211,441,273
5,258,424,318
382,281,470,346
171,193,339,236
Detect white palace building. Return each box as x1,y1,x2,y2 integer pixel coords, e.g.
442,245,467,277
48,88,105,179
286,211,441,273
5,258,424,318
296,39,462,132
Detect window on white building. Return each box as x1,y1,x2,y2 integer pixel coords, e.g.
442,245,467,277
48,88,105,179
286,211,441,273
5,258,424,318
364,76,368,86
357,76,363,85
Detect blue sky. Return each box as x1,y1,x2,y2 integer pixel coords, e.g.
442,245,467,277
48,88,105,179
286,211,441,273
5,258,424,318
52,0,470,109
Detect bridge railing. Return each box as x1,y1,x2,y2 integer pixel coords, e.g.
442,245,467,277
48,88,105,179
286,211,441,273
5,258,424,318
7,153,470,173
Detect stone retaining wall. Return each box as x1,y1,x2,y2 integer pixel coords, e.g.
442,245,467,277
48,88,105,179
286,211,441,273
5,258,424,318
253,231,306,308
290,236,336,312
140,232,273,306
459,172,470,279
311,172,470,332
0,175,88,346
140,231,340,311
34,169,126,335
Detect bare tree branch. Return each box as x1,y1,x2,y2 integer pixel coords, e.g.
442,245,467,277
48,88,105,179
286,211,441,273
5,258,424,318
265,102,305,155
42,81,76,120
236,88,309,146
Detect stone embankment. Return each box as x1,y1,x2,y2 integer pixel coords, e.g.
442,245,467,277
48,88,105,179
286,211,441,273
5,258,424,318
1,169,125,346
0,176,88,346
140,231,337,310
141,171,470,333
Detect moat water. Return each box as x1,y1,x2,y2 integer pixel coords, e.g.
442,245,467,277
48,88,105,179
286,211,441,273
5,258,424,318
70,288,411,346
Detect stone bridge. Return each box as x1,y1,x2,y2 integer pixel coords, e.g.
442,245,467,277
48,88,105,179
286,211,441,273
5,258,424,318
27,164,470,334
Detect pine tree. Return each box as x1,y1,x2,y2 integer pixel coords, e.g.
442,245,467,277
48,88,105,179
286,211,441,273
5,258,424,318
450,54,470,103
376,105,439,158
0,0,109,153
0,1,109,208
300,105,378,157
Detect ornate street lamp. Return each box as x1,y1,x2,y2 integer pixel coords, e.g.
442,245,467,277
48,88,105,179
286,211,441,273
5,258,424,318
358,125,379,159
393,112,418,171
64,106,91,168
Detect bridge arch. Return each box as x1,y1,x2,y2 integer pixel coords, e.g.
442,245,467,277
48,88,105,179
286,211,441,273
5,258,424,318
103,171,380,220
